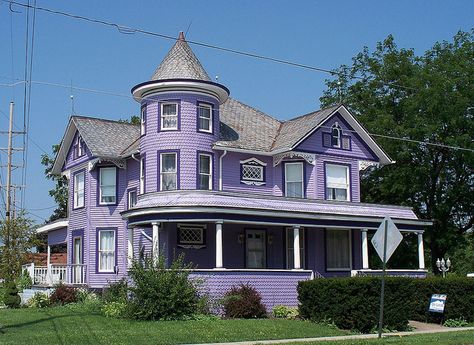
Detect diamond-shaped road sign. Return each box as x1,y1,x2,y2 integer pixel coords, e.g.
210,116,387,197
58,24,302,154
371,216,403,262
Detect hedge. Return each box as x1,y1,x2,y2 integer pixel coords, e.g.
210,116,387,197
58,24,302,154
298,276,474,332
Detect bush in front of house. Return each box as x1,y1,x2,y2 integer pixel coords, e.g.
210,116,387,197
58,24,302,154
16,270,33,291
272,305,299,319
126,254,200,320
49,283,78,305
3,280,21,308
222,284,267,319
298,277,412,332
28,292,50,308
102,278,128,303
102,301,128,318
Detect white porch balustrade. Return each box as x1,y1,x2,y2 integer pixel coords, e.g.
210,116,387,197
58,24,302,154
22,263,86,286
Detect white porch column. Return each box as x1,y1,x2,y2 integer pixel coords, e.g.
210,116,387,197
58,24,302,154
215,221,223,269
293,226,301,270
361,229,369,269
127,228,134,268
417,232,425,270
46,245,52,285
152,222,160,264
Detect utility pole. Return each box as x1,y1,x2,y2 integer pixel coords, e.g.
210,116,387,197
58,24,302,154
5,102,14,221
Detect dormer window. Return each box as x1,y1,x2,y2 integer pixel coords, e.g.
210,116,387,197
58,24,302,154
140,105,146,136
240,158,266,186
75,135,85,158
331,123,342,148
161,103,178,130
198,103,213,133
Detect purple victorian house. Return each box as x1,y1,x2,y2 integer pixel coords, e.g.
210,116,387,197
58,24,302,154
30,33,431,308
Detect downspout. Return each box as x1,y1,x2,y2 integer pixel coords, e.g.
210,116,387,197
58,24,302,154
219,150,227,191
131,152,140,162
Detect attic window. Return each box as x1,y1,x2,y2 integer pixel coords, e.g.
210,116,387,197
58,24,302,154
331,123,342,148
240,158,266,186
76,135,85,158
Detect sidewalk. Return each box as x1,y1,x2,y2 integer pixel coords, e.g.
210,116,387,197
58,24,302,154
187,325,474,345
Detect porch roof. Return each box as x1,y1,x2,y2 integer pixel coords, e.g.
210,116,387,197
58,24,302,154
36,218,68,234
122,191,431,231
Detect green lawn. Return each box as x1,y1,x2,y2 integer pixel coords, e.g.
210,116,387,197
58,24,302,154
0,307,346,345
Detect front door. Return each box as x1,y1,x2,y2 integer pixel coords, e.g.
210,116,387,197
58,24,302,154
73,237,82,283
246,230,266,268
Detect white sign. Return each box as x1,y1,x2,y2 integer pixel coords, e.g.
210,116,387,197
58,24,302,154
429,294,447,313
371,216,403,262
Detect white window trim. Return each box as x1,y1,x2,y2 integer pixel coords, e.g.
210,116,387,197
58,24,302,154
77,136,84,157
240,158,266,186
331,123,342,148
198,103,213,133
284,162,304,198
99,167,117,205
160,102,178,131
326,229,352,271
73,171,85,209
160,152,178,191
325,163,350,201
140,106,146,136
285,227,305,269
128,189,137,210
139,158,145,194
198,153,213,190
98,230,116,273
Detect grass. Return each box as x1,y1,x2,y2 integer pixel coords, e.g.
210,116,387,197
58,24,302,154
0,307,346,345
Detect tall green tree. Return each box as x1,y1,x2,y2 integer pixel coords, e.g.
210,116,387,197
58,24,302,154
41,144,68,222
320,30,474,272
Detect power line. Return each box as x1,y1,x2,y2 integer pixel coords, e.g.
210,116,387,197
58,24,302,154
3,0,418,93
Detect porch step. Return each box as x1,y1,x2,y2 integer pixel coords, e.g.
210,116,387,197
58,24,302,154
20,287,54,305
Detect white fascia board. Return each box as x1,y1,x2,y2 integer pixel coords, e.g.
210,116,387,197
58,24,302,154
51,118,78,175
37,220,69,234
212,145,275,156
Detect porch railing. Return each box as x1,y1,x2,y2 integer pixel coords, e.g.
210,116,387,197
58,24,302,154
22,263,87,286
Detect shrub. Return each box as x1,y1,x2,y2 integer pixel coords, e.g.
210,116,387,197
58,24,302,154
444,317,468,328
3,280,21,308
16,270,33,291
49,283,78,305
223,284,267,319
102,279,128,303
272,305,299,319
102,301,127,318
28,292,50,308
127,255,199,320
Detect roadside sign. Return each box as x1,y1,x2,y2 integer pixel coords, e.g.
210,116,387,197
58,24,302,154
371,216,403,262
429,294,447,313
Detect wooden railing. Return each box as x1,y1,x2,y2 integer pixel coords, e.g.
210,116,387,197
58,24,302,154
22,263,86,286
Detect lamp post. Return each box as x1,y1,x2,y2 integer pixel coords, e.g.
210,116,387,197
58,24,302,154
436,258,451,278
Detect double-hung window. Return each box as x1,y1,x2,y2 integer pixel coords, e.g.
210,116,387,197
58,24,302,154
326,229,351,270
98,230,115,272
161,103,178,130
128,189,137,209
73,171,85,209
198,103,212,133
139,158,145,194
325,164,350,201
160,152,177,191
198,153,212,190
140,106,146,135
285,162,304,198
99,167,116,204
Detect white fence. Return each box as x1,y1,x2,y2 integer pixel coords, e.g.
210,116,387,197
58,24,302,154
22,263,87,286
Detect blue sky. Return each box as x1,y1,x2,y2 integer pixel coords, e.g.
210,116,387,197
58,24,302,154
0,0,472,223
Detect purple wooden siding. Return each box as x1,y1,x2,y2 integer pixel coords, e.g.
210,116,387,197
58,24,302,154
221,152,274,195
190,270,312,310
139,93,219,193
64,131,93,170
48,228,67,245
296,113,378,161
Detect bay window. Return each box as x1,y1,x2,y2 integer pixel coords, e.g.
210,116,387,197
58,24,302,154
98,230,115,272
285,162,304,198
99,167,116,204
161,103,178,130
325,164,350,201
160,152,177,191
326,229,351,270
73,171,85,209
198,153,212,190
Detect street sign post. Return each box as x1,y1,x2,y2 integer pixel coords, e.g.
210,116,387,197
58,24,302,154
371,216,402,339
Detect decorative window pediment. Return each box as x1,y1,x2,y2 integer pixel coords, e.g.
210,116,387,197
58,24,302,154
273,151,316,167
240,158,266,186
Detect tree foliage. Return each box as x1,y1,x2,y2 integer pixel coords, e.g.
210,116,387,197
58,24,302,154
320,30,474,272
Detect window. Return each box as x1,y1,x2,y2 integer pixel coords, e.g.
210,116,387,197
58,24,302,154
331,123,342,147
99,167,116,204
160,152,177,191
139,158,145,194
140,105,146,136
177,224,205,247
198,103,212,133
326,229,351,270
73,171,85,209
286,228,305,269
75,135,85,158
128,189,137,209
98,230,115,272
198,153,212,190
240,158,266,186
325,164,350,201
285,162,304,198
246,230,266,269
161,103,178,130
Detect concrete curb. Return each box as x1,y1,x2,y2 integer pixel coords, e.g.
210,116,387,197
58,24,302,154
185,326,474,345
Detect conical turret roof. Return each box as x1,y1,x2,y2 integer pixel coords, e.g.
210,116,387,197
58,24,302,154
151,32,211,81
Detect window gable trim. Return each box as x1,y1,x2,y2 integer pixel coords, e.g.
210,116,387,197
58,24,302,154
98,166,117,206
196,101,214,134
96,228,117,274
158,100,180,131
72,169,85,210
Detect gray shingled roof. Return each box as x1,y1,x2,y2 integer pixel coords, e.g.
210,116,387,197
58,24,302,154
271,105,340,151
217,98,281,152
72,116,140,158
151,32,211,81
